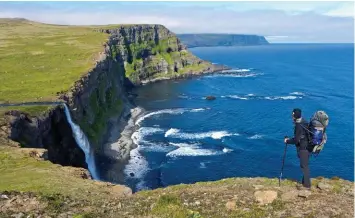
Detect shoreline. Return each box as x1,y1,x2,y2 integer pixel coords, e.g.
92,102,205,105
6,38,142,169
100,64,229,185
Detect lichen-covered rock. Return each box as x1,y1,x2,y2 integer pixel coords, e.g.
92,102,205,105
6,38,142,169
254,190,278,205
317,182,332,191
298,190,312,198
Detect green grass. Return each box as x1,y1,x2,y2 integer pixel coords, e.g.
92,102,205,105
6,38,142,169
0,146,124,201
79,99,123,145
0,19,111,103
177,63,210,74
151,195,202,218
0,105,54,117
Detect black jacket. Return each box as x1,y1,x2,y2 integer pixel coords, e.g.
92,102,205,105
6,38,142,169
286,118,309,150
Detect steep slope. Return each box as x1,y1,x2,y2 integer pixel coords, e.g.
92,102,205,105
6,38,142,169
0,19,223,174
177,34,269,48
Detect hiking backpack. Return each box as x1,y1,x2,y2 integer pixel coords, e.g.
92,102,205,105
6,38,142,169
301,111,329,156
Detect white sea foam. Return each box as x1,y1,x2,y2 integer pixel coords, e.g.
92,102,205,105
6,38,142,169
165,128,238,140
167,142,219,157
221,68,251,73
224,94,302,101
248,134,264,140
167,147,219,157
200,162,207,169
222,147,233,153
191,108,209,112
140,144,173,153
169,142,201,147
131,127,164,145
125,127,167,189
135,108,209,126
178,95,190,99
264,96,300,100
225,95,249,100
289,92,306,96
124,147,149,179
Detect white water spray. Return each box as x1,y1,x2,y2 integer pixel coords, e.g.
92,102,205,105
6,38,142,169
63,104,99,180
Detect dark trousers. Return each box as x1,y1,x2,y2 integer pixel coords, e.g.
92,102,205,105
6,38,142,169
297,148,311,188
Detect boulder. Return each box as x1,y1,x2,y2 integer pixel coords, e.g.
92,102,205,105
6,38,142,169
111,185,132,197
298,190,311,198
205,96,216,100
317,182,332,191
254,190,278,205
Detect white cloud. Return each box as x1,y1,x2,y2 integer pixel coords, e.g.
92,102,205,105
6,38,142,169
324,2,355,17
0,2,353,43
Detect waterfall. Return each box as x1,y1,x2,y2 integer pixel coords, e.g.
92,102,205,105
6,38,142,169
63,104,99,180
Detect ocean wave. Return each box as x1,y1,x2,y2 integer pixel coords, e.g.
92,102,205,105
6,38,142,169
178,94,190,99
199,161,212,169
165,128,238,140
167,147,219,157
222,147,233,153
289,92,306,96
124,147,149,180
207,72,261,78
221,68,251,73
167,142,220,157
222,95,249,100
135,108,209,126
169,142,201,147
264,96,300,100
140,144,174,153
248,134,264,140
131,127,164,145
223,94,303,101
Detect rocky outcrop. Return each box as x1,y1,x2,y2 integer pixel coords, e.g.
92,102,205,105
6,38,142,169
3,107,86,168
98,25,223,85
2,24,225,175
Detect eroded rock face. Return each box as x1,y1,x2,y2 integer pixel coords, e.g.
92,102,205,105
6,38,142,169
5,107,87,168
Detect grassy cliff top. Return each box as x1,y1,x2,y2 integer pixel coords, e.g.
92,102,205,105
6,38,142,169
0,19,114,104
0,144,353,218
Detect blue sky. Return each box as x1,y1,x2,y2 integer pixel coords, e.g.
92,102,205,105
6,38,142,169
0,1,353,43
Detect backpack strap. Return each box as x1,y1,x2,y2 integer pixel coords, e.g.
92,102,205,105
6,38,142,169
299,124,314,135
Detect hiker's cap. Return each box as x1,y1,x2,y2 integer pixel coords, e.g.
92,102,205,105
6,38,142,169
292,108,302,119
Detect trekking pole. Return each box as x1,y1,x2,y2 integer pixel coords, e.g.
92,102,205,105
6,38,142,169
279,136,288,187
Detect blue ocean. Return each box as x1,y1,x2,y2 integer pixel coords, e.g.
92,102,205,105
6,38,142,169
124,44,354,192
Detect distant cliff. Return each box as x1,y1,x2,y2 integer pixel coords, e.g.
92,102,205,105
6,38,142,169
177,34,269,48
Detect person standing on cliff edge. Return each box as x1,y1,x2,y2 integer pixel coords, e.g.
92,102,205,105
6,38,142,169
284,108,311,190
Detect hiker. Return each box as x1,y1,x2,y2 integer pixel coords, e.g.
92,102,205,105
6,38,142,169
284,108,311,189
